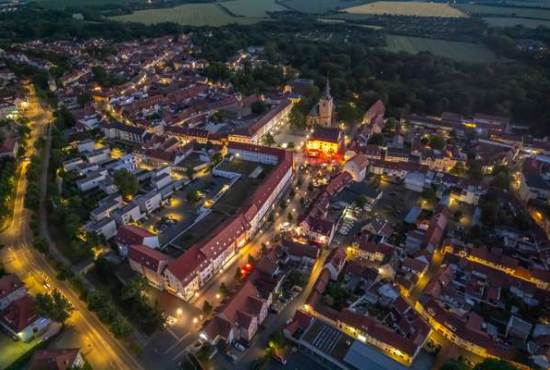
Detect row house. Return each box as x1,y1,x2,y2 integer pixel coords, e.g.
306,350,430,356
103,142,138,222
337,309,427,366
84,217,117,240
128,244,173,289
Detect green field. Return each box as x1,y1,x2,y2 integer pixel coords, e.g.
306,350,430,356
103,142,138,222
384,35,498,63
345,1,468,18
31,0,143,8
110,3,261,26
483,16,550,27
279,0,366,14
222,0,286,17
455,4,550,20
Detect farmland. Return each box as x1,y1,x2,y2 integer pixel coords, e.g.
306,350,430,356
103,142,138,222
344,1,468,18
483,16,550,27
384,35,498,63
455,4,550,20
279,0,366,14
222,0,286,17
31,0,142,8
110,3,261,26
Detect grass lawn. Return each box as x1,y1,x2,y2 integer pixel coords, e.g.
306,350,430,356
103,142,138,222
31,0,144,8
344,1,468,18
110,3,261,26
221,0,286,17
384,35,498,64
456,3,550,20
483,16,550,28
279,0,366,14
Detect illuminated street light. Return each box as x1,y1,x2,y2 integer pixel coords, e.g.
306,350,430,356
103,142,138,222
177,308,183,316
216,294,221,299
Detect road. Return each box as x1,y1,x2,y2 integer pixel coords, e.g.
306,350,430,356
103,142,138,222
0,86,143,370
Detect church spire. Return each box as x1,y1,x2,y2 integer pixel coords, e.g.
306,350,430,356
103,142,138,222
323,75,331,100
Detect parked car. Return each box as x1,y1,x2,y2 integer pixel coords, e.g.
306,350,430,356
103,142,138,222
234,342,246,352
273,354,287,365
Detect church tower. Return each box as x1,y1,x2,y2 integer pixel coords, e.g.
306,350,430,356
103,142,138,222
318,78,334,127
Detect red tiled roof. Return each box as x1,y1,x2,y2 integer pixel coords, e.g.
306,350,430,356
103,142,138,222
309,127,343,144
128,244,172,273
338,309,418,357
402,257,428,274
347,154,369,169
282,239,319,259
28,349,81,370
0,138,16,154
470,247,519,270
0,296,40,333
0,274,24,301
116,225,155,246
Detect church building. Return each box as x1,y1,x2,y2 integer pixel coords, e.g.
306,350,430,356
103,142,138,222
306,79,335,127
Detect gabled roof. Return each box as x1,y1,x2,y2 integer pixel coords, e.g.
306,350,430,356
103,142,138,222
0,296,40,333
28,349,81,370
128,244,172,273
116,225,155,245
0,274,24,301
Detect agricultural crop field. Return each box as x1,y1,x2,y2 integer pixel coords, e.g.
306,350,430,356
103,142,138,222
344,1,468,18
483,16,550,27
222,0,286,17
31,0,142,8
280,0,366,14
455,4,550,20
110,3,261,26
384,35,497,63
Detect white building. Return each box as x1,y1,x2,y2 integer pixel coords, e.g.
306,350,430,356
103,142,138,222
135,191,162,214
76,171,107,192
344,154,369,182
111,202,143,225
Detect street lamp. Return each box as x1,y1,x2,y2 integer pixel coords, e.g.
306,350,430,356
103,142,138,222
177,308,183,316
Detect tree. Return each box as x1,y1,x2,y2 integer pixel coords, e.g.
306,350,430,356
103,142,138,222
185,166,196,180
368,133,384,145
113,169,138,198
429,135,446,150
421,187,436,200
35,289,74,325
450,162,466,176
203,300,213,315
268,330,286,350
263,132,276,147
491,165,510,190
474,359,517,370
287,212,293,222
468,161,483,181
219,283,229,298
287,141,295,150
355,195,368,209
289,107,306,132
33,237,49,254
77,92,93,106
251,100,267,115
122,276,148,301
186,190,200,203
441,356,469,370
110,316,133,338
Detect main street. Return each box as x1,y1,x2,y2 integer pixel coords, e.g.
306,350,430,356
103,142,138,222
0,87,143,370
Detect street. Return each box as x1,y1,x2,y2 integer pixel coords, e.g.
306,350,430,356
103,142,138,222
0,87,143,370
